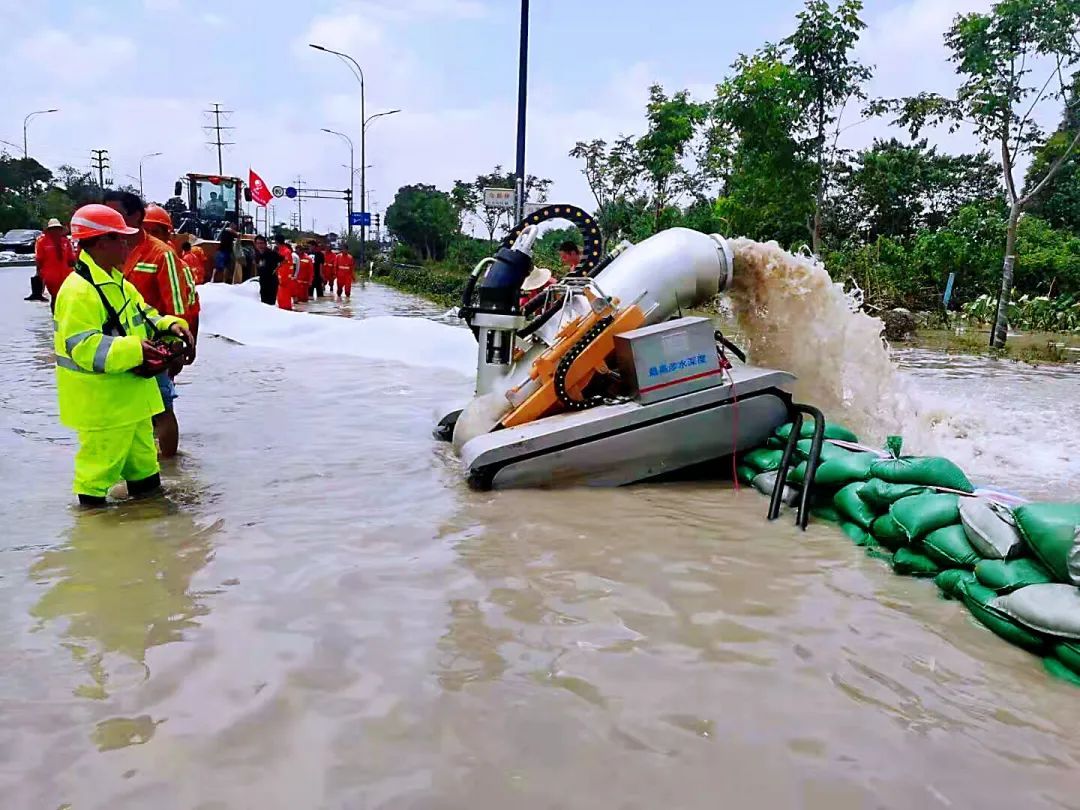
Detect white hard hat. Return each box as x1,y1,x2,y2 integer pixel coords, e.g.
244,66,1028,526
521,266,553,292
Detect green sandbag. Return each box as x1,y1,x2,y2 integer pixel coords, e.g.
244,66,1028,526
787,461,809,485
922,524,982,569
891,548,941,577
935,569,977,599
776,421,858,443
857,479,928,511
865,547,893,563
736,464,758,485
765,436,786,450
869,456,974,493
841,521,875,546
1013,503,1080,585
834,482,877,530
742,447,785,473
1053,641,1080,675
813,453,878,488
1042,656,1080,687
811,505,841,523
973,558,1054,594
957,579,1047,654
871,513,908,551
890,493,960,543
795,439,852,463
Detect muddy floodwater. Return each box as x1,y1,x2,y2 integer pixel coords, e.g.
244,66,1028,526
2,268,1079,809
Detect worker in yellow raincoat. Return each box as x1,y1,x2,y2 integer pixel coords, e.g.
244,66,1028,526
53,204,193,506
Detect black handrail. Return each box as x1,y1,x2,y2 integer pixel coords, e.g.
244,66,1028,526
767,402,826,530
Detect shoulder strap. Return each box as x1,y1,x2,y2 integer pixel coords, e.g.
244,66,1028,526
74,261,127,337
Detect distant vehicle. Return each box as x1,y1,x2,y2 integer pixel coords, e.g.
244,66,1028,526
171,173,254,240
0,229,42,253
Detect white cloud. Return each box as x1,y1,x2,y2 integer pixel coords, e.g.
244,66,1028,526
14,30,137,85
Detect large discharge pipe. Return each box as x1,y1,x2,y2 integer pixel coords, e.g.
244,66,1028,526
495,227,734,396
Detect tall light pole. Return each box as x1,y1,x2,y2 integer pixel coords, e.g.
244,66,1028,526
139,151,163,199
362,109,400,220
309,43,368,266
514,0,530,223
23,108,58,159
321,128,355,238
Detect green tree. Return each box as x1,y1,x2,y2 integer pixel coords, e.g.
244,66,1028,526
1025,72,1080,233
567,136,639,246
468,167,552,243
783,0,873,253
385,184,459,261
711,48,817,246
450,180,480,232
831,138,1000,240
636,85,708,232
871,0,1080,346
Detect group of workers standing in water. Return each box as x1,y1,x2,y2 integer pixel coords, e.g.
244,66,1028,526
252,234,357,310
25,192,361,507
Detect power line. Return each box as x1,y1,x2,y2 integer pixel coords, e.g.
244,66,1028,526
90,149,110,188
203,102,235,175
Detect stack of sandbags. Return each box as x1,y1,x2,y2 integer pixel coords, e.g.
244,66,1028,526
736,426,1080,686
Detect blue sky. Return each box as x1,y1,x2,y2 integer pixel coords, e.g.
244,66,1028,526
5,0,1032,234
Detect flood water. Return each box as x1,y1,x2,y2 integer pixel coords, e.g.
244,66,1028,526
2,268,1079,809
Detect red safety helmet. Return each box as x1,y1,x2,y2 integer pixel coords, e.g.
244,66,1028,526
143,204,173,230
70,204,138,241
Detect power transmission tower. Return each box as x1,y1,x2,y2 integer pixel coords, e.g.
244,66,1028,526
90,149,110,188
203,102,235,175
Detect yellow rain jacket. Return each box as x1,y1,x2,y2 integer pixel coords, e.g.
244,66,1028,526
53,251,187,431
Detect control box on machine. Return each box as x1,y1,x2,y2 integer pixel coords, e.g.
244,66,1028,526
613,317,722,405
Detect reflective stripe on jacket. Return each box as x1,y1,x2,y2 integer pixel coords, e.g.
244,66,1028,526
123,232,189,317
53,251,187,430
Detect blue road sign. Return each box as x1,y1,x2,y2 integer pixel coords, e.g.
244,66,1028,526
943,271,956,308
350,212,371,226
285,186,297,199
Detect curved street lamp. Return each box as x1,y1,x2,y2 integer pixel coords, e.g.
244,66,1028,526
139,151,163,198
23,108,59,159
321,128,355,236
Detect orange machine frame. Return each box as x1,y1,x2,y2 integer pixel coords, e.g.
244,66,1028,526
501,290,646,428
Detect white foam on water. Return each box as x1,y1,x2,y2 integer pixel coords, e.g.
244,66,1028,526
196,281,477,377
727,239,1079,497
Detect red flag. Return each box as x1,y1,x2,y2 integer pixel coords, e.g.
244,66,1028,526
248,169,272,207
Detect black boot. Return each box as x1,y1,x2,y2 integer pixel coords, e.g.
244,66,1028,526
77,494,108,508
24,275,45,301
127,472,162,498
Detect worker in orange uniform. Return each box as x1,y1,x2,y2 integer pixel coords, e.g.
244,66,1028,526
297,248,314,303
335,249,356,298
143,205,200,339
180,240,208,285
35,218,76,309
103,191,193,459
274,234,294,310
323,246,338,296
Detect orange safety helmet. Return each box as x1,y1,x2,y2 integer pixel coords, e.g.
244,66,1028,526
143,204,173,230
69,204,139,241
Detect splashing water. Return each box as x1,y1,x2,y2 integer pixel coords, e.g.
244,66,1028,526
727,238,916,444
725,239,1080,497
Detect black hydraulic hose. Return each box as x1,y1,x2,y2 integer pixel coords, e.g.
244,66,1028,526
715,330,747,363
768,411,802,523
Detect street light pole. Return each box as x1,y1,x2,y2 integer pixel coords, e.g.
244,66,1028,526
23,108,59,159
310,43,367,266
514,0,530,223
321,128,355,239
138,151,163,199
